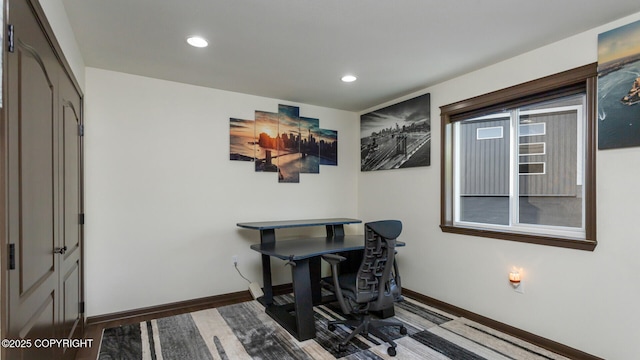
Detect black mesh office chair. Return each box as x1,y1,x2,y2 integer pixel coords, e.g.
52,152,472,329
322,220,407,356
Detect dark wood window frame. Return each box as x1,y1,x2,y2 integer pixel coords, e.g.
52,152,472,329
440,63,597,251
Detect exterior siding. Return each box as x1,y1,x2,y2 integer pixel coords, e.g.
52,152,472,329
519,110,577,196
460,117,510,196
460,109,578,196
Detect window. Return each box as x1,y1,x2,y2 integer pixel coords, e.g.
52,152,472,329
477,126,503,140
440,64,597,250
519,122,546,137
519,162,545,175
519,142,545,156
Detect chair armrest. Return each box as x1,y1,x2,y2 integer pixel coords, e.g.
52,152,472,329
321,254,346,266
321,254,351,314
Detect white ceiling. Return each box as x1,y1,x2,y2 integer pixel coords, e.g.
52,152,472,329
61,0,640,112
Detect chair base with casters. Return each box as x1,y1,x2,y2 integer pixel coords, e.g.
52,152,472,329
327,312,407,356
322,220,407,357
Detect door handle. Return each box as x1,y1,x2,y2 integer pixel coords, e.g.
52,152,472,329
54,246,67,255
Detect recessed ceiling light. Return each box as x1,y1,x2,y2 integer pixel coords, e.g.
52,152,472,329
187,36,208,48
341,75,357,83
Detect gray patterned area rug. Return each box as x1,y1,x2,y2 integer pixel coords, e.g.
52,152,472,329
98,296,569,360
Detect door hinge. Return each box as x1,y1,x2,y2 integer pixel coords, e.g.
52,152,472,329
7,24,14,53
78,124,84,137
79,301,85,314
79,213,85,225
8,243,15,270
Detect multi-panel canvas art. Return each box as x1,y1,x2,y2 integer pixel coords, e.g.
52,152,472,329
229,105,337,183
598,19,640,149
360,93,431,171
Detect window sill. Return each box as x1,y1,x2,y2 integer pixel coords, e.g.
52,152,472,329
439,224,597,251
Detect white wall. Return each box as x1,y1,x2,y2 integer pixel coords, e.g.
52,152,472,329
84,68,360,316
359,12,640,360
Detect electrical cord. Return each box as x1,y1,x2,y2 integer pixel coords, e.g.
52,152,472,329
234,262,252,284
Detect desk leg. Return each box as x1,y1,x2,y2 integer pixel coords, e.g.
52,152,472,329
259,229,276,306
292,259,316,340
261,254,273,305
326,224,345,237
339,249,363,274
309,257,322,304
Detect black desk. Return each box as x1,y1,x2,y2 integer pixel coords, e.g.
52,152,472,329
237,218,362,340
237,218,362,305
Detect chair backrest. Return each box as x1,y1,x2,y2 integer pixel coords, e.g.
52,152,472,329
354,220,402,311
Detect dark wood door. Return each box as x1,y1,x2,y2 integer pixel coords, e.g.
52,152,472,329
4,1,84,359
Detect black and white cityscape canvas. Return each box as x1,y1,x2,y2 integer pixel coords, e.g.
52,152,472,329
360,93,431,171
598,19,640,149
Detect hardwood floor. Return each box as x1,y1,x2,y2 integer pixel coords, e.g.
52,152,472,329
75,290,255,360
75,325,103,360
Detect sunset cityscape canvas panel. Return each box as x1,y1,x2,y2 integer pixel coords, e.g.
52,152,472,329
277,105,302,183
318,129,338,166
229,118,255,161
299,116,320,174
254,110,280,173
